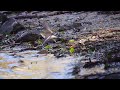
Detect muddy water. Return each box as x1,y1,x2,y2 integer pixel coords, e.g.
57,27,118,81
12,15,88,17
0,50,78,79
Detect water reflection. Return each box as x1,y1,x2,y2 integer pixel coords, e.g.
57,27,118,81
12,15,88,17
0,50,76,79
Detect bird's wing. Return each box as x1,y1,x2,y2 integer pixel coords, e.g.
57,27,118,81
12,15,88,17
41,20,53,34
40,20,54,39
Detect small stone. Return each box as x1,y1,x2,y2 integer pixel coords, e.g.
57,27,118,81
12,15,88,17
92,36,96,39
18,60,24,64
0,15,25,35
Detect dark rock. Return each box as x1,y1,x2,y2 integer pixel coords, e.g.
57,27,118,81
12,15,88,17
0,14,25,35
2,29,43,45
15,30,43,43
82,22,92,25
37,50,49,54
53,50,66,58
11,23,25,34
0,34,3,41
83,61,102,68
80,72,120,79
54,53,66,58
0,13,8,24
72,65,80,75
18,60,24,64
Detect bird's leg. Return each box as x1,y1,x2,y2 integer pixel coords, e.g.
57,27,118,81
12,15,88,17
41,35,52,48
35,36,51,50
53,39,57,43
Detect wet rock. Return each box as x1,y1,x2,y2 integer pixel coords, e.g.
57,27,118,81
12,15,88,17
78,72,120,79
83,61,102,68
53,49,67,58
18,60,24,64
72,65,80,75
0,13,8,24
37,49,49,54
0,34,3,41
1,30,42,46
84,75,100,79
54,53,66,58
15,30,41,43
72,22,84,32
0,14,25,35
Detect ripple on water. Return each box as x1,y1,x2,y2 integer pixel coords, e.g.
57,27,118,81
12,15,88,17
0,50,78,79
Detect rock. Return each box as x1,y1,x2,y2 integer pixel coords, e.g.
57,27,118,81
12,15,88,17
14,30,43,43
0,14,25,35
0,13,8,24
54,53,66,58
53,49,66,58
0,34,3,41
37,49,49,54
1,29,43,45
14,28,57,44
2,21,58,46
78,72,120,79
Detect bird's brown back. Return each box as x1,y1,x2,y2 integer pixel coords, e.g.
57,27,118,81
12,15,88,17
40,20,53,39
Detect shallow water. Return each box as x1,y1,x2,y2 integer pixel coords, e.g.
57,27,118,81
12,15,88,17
1,50,119,79
0,50,77,79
